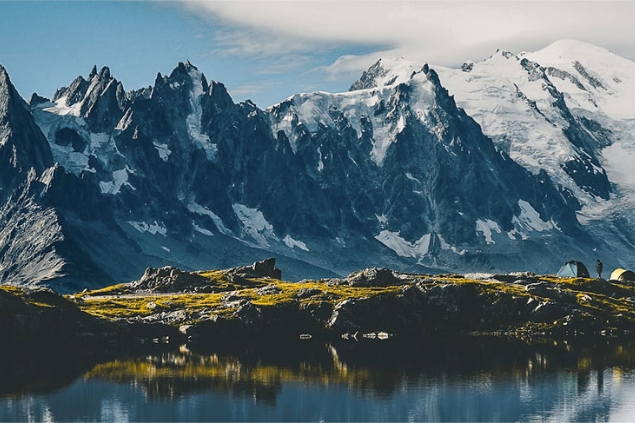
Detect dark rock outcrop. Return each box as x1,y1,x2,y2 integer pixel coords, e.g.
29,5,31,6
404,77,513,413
133,266,212,293
6,260,635,356
224,258,282,281
81,264,635,343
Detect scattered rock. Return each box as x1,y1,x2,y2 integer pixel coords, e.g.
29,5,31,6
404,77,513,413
297,288,322,299
343,268,400,287
225,258,282,281
133,266,212,293
256,284,282,296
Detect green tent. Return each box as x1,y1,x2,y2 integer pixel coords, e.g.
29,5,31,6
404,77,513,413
556,260,590,278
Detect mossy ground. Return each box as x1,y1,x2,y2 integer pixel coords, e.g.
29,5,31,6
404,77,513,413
74,275,406,323
6,270,635,338
0,285,64,309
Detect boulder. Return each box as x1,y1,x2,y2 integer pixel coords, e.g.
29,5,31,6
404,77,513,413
224,258,282,280
133,266,212,293
343,267,401,287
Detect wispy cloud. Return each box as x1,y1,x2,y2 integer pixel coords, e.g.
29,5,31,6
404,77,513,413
228,83,274,100
181,0,635,78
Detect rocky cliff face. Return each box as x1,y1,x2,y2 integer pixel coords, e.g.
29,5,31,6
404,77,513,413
0,41,634,291
0,66,53,201
266,62,593,272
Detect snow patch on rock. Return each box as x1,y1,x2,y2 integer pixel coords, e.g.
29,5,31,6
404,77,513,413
186,66,217,160
187,201,232,235
153,141,171,162
512,200,556,232
192,222,214,237
232,204,278,247
375,230,431,258
283,234,309,251
475,219,502,244
129,221,167,236
100,166,135,195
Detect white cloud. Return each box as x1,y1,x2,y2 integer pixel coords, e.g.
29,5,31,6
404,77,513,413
182,0,635,79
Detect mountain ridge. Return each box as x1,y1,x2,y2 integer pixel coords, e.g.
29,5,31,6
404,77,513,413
1,40,634,291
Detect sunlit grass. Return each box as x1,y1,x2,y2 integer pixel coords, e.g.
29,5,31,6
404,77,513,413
72,271,635,328
80,292,226,321
5,267,635,338
76,277,406,322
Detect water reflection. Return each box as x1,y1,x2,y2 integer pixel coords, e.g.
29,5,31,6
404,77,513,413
3,337,635,421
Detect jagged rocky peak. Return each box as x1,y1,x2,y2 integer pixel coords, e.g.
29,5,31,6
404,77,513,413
28,93,50,106
52,65,125,109
47,65,128,133
1,65,28,118
349,57,419,91
0,66,11,118
0,65,54,199
165,60,209,92
150,61,215,109
150,61,235,119
0,64,10,92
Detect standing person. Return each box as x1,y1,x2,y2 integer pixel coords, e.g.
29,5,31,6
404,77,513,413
596,259,603,279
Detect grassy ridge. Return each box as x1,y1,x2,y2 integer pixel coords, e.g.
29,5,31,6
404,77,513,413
5,266,635,341
67,270,635,338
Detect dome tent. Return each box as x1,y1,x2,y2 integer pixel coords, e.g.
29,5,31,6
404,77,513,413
556,261,590,278
610,268,635,283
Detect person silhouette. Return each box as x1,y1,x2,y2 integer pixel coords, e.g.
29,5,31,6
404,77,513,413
596,259,603,279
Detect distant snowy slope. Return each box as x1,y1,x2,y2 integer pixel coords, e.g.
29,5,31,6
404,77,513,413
525,39,635,121
434,47,613,208
524,40,635,212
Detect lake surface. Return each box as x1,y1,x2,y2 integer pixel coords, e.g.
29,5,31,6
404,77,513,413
3,336,635,422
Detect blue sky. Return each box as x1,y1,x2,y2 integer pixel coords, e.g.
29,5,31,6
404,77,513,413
1,1,634,108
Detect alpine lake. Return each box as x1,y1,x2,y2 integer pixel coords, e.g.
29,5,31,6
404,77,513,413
3,335,635,422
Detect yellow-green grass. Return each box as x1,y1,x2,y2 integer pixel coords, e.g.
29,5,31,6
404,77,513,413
432,276,533,298
75,275,407,322
0,285,23,295
0,285,59,309
55,271,635,328
75,283,133,298
79,292,226,321
246,279,404,306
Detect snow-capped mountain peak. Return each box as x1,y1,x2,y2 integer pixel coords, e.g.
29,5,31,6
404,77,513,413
349,57,420,91
270,65,442,165
524,39,635,121
434,41,625,206
3,41,635,292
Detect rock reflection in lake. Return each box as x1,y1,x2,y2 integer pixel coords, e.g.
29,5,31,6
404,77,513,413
3,337,635,421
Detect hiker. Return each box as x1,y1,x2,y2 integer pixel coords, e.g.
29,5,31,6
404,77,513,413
596,259,603,279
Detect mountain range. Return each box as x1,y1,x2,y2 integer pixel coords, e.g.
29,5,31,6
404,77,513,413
1,39,634,292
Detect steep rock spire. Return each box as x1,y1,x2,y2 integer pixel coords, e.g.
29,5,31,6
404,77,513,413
0,65,54,201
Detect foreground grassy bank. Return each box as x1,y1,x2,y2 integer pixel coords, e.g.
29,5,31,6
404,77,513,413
4,259,635,351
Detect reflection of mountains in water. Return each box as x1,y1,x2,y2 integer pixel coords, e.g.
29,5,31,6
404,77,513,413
82,337,635,402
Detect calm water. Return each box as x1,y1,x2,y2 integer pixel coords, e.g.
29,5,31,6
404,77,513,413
2,337,635,422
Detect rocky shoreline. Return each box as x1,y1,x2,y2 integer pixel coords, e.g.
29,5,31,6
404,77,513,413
3,258,635,354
